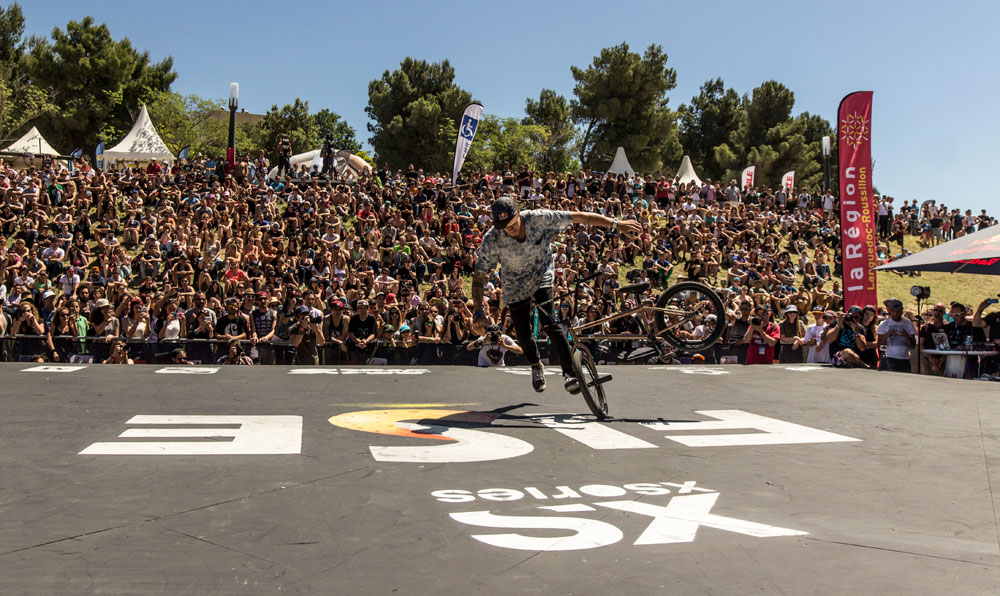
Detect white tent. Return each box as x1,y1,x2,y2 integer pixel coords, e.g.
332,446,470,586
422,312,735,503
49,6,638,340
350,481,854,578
607,146,635,176
266,149,371,181
674,155,703,187
103,105,174,168
3,126,60,156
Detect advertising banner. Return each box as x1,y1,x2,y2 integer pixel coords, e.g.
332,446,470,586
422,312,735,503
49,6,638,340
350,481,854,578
452,103,483,186
741,166,755,190
838,91,876,308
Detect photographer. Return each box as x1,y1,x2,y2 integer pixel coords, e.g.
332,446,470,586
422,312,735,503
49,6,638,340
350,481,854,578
823,306,871,368
742,304,779,364
467,324,523,367
289,305,324,365
217,339,253,365
440,302,468,344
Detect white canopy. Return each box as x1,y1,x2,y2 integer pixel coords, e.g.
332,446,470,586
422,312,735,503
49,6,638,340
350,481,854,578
607,146,635,176
103,105,174,168
3,126,60,156
674,155,703,187
266,149,371,181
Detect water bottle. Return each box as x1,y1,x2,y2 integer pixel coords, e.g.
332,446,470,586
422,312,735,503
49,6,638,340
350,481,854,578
965,335,973,351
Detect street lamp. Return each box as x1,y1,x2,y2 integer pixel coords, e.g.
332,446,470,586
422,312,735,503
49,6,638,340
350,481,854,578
227,82,239,174
821,135,831,193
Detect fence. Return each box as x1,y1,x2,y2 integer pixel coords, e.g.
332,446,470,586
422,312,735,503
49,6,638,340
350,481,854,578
0,335,742,366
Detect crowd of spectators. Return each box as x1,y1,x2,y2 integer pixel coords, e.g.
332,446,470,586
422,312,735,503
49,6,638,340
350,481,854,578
0,151,996,377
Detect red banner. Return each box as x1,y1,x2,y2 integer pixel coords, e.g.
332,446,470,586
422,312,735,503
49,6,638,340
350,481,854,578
838,91,876,309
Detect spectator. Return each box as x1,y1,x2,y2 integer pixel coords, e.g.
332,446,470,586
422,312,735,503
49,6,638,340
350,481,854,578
803,308,833,364
877,298,916,372
467,324,523,366
289,305,324,365
825,306,871,369
103,339,133,364
743,305,779,364
778,305,805,363
218,339,253,365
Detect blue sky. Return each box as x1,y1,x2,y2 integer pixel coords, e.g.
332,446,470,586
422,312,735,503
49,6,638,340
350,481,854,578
19,0,1000,214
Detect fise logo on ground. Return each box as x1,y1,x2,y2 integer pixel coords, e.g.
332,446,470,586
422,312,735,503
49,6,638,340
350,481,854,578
433,480,807,551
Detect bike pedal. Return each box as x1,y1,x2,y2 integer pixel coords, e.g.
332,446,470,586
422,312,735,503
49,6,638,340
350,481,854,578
596,374,613,385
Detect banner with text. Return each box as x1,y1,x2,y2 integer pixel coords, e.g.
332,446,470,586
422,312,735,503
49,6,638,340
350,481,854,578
838,91,876,308
452,103,483,186
781,171,795,190
95,141,104,170
741,166,755,190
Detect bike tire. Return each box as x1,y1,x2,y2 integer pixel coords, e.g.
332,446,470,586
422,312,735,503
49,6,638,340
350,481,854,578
572,345,609,420
654,281,726,352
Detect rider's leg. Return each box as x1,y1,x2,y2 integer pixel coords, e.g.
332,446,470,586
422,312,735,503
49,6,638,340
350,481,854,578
533,286,575,377
508,297,540,364
508,296,546,392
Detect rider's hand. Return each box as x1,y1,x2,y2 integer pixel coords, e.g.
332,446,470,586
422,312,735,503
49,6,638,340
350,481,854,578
617,220,642,237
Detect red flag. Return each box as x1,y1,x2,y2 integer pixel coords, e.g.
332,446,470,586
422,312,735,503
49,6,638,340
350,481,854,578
838,91,877,309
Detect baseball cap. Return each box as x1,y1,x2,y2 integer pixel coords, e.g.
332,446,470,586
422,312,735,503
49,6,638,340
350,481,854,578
491,196,518,230
294,305,310,315
382,324,395,333
884,297,903,308
399,324,411,332
42,290,55,300
329,299,345,308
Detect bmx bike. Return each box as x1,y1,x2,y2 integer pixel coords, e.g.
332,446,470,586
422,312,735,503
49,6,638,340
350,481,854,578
540,272,725,420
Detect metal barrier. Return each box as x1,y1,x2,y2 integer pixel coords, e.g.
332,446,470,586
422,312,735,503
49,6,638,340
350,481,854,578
0,335,549,366
0,335,728,366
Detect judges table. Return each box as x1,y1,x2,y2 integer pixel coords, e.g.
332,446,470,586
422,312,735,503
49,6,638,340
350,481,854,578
922,349,998,379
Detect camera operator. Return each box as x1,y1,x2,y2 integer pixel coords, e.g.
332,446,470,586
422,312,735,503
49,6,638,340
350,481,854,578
742,304,779,364
467,324,522,367
823,305,871,368
290,305,325,365
218,339,253,365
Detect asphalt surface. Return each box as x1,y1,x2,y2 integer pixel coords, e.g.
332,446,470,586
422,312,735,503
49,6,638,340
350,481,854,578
1,362,999,595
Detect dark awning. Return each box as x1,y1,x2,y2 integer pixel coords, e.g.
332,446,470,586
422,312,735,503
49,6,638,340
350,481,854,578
876,225,1000,275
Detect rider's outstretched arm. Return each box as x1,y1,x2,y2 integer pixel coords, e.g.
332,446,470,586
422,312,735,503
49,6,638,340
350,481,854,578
472,271,487,314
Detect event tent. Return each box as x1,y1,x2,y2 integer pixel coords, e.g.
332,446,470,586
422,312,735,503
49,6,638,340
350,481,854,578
674,155,703,187
266,149,371,181
3,126,60,156
103,105,174,168
607,146,635,176
875,224,1000,275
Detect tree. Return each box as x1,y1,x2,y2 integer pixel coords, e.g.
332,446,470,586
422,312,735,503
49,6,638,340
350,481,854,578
366,57,473,172
252,98,318,161
677,78,743,181
570,42,681,173
24,16,176,153
147,91,253,159
0,3,56,145
313,108,361,154
463,115,549,174
524,89,574,173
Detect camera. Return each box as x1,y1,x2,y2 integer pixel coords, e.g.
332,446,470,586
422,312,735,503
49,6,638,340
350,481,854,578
310,313,323,324
751,317,762,326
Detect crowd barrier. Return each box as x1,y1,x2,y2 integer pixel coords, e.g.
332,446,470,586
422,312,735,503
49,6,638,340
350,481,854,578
0,334,742,366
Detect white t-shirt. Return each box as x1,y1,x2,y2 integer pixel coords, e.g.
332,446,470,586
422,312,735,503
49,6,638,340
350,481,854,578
478,334,516,367
58,272,80,295
877,317,916,360
823,194,835,211
805,323,830,363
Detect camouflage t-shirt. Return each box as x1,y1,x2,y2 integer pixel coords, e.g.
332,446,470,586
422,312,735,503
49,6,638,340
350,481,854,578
474,209,574,305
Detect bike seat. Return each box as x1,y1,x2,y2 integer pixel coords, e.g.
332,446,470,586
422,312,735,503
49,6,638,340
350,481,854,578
620,281,650,296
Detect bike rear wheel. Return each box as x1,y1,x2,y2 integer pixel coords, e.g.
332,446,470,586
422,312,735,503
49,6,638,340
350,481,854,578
572,344,609,420
653,281,726,352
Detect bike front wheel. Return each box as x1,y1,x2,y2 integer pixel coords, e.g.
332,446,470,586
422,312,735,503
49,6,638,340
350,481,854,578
572,344,609,420
653,281,726,352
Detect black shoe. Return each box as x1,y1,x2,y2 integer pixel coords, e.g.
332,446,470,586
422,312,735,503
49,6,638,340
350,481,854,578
531,365,546,392
563,373,579,394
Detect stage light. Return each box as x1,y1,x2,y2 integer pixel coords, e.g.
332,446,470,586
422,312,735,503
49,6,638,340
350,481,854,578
910,286,931,300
